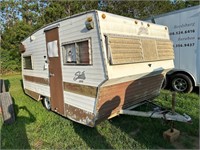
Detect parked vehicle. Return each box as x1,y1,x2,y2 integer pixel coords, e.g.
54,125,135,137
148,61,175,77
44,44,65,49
146,5,200,93
20,10,174,127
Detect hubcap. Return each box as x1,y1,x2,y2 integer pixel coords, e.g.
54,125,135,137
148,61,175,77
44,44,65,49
44,97,51,110
173,78,187,92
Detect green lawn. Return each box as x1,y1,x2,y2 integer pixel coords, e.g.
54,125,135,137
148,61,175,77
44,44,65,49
0,74,199,149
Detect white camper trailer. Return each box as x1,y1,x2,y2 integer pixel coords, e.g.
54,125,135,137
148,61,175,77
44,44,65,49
146,5,200,93
20,10,174,127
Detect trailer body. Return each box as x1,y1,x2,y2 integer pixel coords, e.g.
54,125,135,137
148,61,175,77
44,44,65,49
146,5,200,92
20,10,174,127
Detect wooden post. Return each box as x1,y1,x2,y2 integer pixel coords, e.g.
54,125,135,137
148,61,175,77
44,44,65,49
170,92,176,132
171,92,176,132
163,92,180,142
172,92,176,115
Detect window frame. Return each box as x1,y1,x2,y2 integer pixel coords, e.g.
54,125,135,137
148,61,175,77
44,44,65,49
23,55,33,70
62,38,92,66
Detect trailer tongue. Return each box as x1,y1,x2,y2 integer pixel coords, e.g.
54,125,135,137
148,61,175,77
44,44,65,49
120,100,192,123
119,92,192,141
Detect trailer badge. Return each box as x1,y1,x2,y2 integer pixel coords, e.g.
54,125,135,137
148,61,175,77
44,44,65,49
138,26,149,35
73,71,86,82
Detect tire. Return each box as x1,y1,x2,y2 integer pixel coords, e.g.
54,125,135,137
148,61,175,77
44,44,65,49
42,97,51,110
171,74,193,93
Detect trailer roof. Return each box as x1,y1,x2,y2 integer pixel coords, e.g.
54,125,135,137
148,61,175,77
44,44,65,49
22,8,170,43
21,10,97,42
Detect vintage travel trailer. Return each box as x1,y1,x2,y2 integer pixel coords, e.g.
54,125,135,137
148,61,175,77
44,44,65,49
20,10,174,127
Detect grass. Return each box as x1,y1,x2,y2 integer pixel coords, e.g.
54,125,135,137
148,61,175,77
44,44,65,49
0,74,199,149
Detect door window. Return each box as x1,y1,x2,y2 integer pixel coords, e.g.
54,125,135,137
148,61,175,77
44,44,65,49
47,40,59,57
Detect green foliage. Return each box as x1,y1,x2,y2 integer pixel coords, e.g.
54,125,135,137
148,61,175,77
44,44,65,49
42,1,68,24
99,1,157,18
0,0,20,29
0,0,47,74
1,21,34,74
18,0,47,25
41,0,98,24
99,0,199,19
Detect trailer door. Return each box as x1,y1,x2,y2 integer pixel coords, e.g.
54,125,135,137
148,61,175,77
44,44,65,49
44,26,64,115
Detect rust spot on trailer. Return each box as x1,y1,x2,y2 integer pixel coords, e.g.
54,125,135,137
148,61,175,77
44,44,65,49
25,89,40,101
24,75,49,85
96,96,121,123
63,82,97,98
65,104,95,127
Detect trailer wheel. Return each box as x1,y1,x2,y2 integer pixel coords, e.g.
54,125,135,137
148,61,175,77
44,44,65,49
171,74,193,93
42,97,51,110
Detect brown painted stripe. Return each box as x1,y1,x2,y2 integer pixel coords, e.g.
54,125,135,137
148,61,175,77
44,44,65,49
65,104,95,127
24,75,49,85
25,89,40,101
63,82,97,98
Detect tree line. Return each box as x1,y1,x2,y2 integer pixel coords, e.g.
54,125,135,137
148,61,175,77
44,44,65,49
0,0,199,74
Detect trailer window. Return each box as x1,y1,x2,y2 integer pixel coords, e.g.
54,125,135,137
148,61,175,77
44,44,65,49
23,56,33,69
106,35,174,65
62,40,91,65
47,40,59,57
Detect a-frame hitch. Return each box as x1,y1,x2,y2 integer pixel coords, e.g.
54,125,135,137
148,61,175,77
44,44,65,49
120,92,192,123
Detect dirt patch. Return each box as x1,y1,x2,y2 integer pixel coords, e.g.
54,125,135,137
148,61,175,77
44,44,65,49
33,140,43,149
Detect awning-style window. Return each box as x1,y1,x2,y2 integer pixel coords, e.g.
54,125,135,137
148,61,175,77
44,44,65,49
106,35,174,65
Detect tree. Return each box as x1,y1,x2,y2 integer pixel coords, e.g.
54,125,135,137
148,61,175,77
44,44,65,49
97,0,199,19
0,0,48,74
0,0,20,30
1,21,34,74
41,0,98,24
18,0,47,25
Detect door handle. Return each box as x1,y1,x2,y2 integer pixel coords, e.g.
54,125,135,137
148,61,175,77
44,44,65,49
49,73,55,77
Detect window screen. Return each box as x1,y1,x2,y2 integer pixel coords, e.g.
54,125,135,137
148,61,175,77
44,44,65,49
23,56,33,69
62,40,91,65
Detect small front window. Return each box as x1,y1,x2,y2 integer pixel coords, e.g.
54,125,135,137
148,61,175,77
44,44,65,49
62,39,92,65
23,56,33,69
